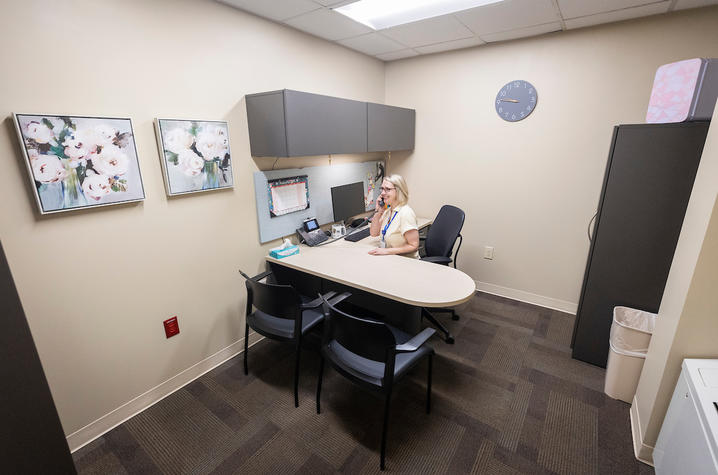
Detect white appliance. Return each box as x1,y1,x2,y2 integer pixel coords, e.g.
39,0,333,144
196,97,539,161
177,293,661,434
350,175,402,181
654,359,718,474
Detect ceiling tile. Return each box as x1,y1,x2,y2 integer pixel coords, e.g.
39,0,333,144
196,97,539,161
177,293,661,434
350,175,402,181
376,49,419,62
285,8,372,40
455,0,560,35
557,0,658,19
338,33,406,55
415,36,486,54
313,0,352,5
381,15,475,48
217,0,320,22
673,0,718,10
565,1,670,29
481,21,562,42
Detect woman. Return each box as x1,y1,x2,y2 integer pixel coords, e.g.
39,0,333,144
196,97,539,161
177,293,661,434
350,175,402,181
368,174,419,258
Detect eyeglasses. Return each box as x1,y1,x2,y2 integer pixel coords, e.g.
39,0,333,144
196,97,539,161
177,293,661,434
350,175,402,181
380,187,395,192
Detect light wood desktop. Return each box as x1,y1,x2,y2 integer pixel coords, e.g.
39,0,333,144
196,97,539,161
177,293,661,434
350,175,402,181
266,218,476,309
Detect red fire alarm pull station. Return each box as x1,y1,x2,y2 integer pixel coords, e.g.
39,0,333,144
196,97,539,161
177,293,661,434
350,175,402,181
164,316,180,338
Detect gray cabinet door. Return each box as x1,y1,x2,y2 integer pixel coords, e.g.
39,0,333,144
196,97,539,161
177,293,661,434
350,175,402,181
245,90,288,157
284,90,367,156
367,103,415,152
571,122,709,367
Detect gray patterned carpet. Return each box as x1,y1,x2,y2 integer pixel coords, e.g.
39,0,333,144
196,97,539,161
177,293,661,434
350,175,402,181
72,292,654,474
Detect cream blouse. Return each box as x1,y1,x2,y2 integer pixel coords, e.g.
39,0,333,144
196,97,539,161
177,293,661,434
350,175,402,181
379,205,419,259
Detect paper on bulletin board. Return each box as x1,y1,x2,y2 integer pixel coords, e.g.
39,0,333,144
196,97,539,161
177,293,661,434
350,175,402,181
268,175,309,217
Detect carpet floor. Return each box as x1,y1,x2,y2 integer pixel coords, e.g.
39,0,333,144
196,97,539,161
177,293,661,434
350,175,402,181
72,292,654,474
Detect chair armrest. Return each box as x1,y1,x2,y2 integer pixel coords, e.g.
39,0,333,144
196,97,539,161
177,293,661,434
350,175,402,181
395,328,436,353
421,256,452,265
326,291,352,307
301,291,338,309
239,269,273,282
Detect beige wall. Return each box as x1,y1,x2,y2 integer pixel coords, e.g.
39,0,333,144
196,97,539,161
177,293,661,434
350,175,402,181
384,7,718,309
632,100,718,461
0,0,384,442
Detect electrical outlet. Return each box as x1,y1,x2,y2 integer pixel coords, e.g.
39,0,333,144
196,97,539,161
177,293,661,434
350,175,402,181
484,246,494,260
164,316,180,338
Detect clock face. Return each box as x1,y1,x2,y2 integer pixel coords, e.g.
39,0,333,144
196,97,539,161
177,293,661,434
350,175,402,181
495,80,537,122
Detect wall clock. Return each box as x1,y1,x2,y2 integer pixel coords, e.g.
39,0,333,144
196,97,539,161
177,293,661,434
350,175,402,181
495,80,537,122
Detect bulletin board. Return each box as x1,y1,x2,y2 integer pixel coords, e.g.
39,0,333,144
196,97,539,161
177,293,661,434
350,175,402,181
254,160,384,243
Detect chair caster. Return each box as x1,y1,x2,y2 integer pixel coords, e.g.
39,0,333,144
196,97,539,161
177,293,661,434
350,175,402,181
446,336,455,344
451,314,460,321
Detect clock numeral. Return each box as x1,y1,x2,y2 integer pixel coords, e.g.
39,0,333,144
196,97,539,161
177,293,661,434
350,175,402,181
530,96,536,103
511,114,516,120
526,105,532,111
496,99,501,105
504,112,509,118
529,89,534,94
500,90,506,97
514,81,520,87
498,107,503,113
520,112,525,117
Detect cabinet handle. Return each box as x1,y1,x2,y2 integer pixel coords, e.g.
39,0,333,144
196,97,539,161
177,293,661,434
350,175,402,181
587,212,598,242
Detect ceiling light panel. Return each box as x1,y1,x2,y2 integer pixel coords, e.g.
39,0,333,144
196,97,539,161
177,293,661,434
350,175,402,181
335,0,505,30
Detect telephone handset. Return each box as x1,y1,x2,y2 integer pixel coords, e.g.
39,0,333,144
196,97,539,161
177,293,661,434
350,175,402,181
296,217,328,247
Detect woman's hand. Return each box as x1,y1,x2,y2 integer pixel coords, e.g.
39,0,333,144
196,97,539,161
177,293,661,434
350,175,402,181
368,247,392,256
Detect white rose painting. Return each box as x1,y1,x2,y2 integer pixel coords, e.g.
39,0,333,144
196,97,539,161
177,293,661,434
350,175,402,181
14,114,145,214
155,119,233,195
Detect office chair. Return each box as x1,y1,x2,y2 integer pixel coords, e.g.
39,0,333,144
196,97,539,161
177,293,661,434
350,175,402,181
420,205,465,344
316,292,435,471
239,269,337,407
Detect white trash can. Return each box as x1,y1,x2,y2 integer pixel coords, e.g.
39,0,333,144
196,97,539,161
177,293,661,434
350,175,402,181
604,306,657,403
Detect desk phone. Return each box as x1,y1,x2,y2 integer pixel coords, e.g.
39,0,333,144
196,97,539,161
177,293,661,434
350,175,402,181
296,217,328,247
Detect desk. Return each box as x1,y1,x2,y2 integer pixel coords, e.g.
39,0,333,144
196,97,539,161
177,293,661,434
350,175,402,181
266,218,476,333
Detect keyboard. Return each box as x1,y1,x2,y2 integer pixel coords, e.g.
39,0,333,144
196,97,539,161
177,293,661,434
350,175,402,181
344,227,371,242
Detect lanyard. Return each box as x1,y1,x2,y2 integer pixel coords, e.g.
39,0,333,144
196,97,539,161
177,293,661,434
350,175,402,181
381,210,398,241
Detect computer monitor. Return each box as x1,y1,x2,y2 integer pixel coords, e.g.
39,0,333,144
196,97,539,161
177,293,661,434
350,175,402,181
331,181,365,224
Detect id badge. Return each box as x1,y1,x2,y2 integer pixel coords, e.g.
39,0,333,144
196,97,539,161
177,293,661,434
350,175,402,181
379,238,387,248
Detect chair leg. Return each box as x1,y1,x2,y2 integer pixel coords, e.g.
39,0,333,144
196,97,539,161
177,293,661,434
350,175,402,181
451,309,460,321
421,307,455,344
294,343,301,408
380,389,393,471
243,324,250,375
316,356,324,414
426,353,433,414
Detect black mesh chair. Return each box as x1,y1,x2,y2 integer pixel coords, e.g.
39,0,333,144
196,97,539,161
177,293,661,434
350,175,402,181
316,292,435,471
420,205,465,344
240,269,336,408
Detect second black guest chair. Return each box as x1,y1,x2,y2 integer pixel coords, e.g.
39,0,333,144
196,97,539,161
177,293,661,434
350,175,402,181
316,292,435,471
240,269,336,407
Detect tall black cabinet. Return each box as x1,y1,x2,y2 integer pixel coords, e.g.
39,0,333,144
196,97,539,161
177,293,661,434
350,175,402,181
571,122,710,367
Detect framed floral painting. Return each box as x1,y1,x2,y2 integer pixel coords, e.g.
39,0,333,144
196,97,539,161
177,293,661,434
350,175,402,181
13,113,145,214
154,119,234,196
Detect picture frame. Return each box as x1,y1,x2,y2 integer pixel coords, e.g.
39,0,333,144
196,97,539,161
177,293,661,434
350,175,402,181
13,113,145,214
154,118,234,196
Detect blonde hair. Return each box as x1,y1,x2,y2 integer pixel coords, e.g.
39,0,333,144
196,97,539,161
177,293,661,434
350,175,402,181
385,174,409,207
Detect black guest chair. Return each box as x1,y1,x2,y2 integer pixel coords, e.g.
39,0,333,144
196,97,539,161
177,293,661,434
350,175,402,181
240,269,336,407
420,205,465,344
316,292,435,471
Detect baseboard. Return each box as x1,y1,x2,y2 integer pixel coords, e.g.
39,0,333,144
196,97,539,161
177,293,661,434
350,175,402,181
66,332,264,452
475,281,578,315
630,397,655,466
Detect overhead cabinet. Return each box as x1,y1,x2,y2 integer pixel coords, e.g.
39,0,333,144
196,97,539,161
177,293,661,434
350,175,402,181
245,89,415,157
367,103,415,152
